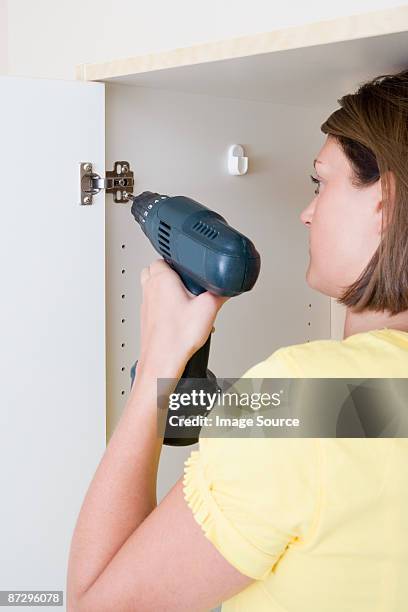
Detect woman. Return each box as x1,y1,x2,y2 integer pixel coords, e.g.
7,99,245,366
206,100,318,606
67,69,408,611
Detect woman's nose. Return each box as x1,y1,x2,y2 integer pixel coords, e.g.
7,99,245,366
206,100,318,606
300,200,315,226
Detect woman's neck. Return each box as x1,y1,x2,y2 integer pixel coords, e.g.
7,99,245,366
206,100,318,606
343,306,408,339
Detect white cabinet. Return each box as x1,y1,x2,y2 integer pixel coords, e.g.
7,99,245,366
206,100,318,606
1,4,407,601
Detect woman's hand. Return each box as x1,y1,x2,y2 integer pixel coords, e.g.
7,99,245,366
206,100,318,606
137,258,230,376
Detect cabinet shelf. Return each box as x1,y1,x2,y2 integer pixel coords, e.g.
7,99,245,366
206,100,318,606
77,4,408,108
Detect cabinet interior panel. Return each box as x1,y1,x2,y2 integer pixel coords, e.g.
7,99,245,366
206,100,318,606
105,83,332,496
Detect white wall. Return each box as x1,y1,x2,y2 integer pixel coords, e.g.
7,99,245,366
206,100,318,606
0,0,405,79
0,0,7,74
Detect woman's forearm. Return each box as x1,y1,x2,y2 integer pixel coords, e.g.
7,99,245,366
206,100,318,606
66,358,185,605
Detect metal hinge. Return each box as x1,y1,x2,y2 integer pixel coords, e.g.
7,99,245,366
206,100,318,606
80,161,134,205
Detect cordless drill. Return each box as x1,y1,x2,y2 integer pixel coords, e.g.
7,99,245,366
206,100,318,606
127,191,261,446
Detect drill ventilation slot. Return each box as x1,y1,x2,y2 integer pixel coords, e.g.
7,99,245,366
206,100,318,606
158,221,172,257
192,220,218,240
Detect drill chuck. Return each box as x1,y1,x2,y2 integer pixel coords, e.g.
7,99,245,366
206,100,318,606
127,191,169,233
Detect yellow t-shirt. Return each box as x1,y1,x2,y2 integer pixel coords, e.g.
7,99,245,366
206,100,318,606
182,328,408,611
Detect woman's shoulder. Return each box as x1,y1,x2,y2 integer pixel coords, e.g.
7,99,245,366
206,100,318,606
250,329,408,378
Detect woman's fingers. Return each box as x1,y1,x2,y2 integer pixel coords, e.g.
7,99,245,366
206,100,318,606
148,258,169,274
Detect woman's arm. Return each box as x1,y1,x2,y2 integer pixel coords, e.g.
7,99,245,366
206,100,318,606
66,259,253,610
66,359,254,611
66,359,180,606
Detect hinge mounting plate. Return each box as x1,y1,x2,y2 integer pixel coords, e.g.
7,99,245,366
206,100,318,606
80,161,134,205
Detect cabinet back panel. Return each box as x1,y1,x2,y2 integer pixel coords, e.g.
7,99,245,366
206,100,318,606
106,83,331,498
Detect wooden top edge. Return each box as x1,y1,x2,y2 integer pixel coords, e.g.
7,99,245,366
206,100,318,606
76,5,408,82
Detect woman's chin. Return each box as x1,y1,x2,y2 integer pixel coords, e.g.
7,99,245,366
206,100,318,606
306,265,325,294
305,264,314,286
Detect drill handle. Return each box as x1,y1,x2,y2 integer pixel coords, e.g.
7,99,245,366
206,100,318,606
181,331,212,378
166,259,206,297
166,258,215,379
168,261,215,378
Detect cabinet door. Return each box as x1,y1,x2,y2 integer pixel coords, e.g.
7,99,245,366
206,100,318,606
0,77,105,598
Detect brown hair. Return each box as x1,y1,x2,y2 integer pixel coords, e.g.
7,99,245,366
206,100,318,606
320,68,408,315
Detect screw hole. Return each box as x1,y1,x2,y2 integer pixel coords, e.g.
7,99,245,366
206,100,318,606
121,367,125,372
121,318,125,323
308,303,312,307
121,343,125,348
308,322,311,326
121,269,126,274
121,390,125,395
121,294,125,299
121,244,126,249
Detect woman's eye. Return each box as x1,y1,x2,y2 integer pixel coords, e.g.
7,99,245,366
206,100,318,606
309,174,321,195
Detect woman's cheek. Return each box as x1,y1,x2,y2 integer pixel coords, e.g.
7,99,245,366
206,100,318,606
309,201,347,287
310,201,336,259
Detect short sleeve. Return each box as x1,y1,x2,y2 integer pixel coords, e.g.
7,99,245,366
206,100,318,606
182,349,321,581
